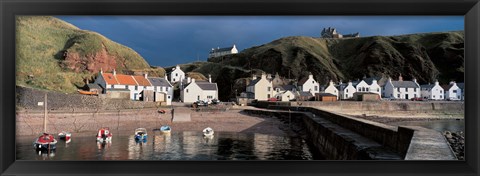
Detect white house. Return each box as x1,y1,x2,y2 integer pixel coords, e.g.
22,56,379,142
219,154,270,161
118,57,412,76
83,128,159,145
363,77,382,97
93,69,155,101
337,81,357,100
170,65,185,83
246,73,274,101
420,80,444,100
208,44,239,58
298,74,320,95
274,90,296,102
383,76,420,100
181,78,219,103
324,80,339,99
148,75,174,105
442,81,462,101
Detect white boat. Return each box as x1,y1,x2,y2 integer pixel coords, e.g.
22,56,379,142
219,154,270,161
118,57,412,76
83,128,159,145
202,127,214,137
160,125,171,134
58,131,72,143
134,128,148,142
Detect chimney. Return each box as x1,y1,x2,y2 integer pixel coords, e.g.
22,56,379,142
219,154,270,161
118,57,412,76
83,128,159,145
252,74,257,80
450,81,455,85
435,80,439,85
113,69,116,75
187,77,191,83
329,80,334,86
267,74,272,79
191,78,195,83
412,78,417,83
339,80,343,85
261,73,267,80
100,68,103,74
398,74,403,81
348,81,352,86
164,74,168,80
144,73,148,79
372,80,377,85
308,74,313,79
209,74,212,83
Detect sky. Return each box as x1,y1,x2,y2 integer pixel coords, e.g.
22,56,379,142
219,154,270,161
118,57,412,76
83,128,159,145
57,16,464,68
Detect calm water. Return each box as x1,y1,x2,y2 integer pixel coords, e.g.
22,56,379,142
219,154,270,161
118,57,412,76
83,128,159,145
16,131,320,160
387,119,465,133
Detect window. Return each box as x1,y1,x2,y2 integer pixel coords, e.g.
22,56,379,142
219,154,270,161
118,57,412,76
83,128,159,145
173,78,176,82
440,95,443,99
440,90,443,94
312,81,314,84
186,89,189,93
176,73,178,76
197,96,200,100
397,87,400,92
433,95,435,98
166,87,169,91
111,85,114,88
414,88,417,92
267,87,271,91
346,89,348,93
167,96,171,99
397,94,400,98
135,86,138,90
143,86,146,90
125,85,128,89
453,90,457,93
366,88,369,91
377,88,379,92
315,86,318,91
267,94,271,98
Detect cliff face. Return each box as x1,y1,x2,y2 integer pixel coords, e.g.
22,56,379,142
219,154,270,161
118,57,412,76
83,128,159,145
16,16,163,93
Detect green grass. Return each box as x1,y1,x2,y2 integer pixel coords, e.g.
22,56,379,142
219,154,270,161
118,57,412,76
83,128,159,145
16,16,152,93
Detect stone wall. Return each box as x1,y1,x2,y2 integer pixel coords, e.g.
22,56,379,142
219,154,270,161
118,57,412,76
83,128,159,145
290,101,464,112
16,86,160,111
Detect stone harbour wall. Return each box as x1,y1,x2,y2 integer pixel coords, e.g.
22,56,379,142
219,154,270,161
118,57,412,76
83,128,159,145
16,86,160,111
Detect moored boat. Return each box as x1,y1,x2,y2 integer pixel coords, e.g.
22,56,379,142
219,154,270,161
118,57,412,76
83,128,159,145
58,131,72,143
33,133,57,151
78,89,98,95
202,127,214,137
134,128,148,142
160,125,171,134
96,127,112,142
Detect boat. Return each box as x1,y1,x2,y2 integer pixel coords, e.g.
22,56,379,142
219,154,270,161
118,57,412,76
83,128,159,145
78,89,98,95
160,125,171,134
33,133,57,151
96,127,112,142
58,131,72,143
134,128,148,142
202,127,214,137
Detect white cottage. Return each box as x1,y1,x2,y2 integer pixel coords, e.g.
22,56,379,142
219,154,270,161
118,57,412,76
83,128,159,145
93,70,155,101
170,65,185,83
324,80,339,99
363,77,382,96
274,90,296,102
298,74,320,95
208,44,239,58
420,80,444,100
181,78,218,103
337,81,357,100
148,75,174,105
384,76,420,100
246,73,274,101
442,81,462,101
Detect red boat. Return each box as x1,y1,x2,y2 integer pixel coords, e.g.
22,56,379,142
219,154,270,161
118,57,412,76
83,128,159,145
96,127,112,142
58,131,72,143
33,133,57,151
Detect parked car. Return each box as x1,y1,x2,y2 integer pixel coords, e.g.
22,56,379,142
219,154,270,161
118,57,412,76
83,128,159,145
267,98,278,102
211,99,220,105
411,97,424,101
192,100,208,107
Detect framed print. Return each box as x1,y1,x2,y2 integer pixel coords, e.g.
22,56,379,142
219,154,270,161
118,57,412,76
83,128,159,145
1,0,479,176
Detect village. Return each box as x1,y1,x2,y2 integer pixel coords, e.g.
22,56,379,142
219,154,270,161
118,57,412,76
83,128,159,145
82,43,465,107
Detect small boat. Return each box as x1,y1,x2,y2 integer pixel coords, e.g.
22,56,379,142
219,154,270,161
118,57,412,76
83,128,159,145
33,133,57,151
134,128,148,142
96,127,112,142
158,109,166,114
160,125,171,133
202,127,214,137
58,131,72,143
78,89,98,95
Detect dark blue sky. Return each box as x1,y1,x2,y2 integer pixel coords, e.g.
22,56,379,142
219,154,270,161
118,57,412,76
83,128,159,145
57,16,463,68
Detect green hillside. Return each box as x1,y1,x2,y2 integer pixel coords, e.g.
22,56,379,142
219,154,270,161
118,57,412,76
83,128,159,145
16,16,163,93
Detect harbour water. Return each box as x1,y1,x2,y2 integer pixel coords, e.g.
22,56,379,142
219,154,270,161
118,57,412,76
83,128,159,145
16,131,321,160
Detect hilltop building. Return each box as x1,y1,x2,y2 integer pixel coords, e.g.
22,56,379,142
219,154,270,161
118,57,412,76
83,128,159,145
170,65,185,83
208,44,238,58
321,27,360,38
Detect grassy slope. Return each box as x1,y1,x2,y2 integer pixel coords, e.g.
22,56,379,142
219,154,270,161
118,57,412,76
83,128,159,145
16,16,156,93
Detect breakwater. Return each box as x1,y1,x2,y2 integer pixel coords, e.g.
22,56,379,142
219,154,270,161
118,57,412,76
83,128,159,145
244,106,457,160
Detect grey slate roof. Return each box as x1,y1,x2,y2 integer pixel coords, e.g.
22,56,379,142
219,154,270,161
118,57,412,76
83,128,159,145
87,83,102,90
391,81,419,88
196,81,218,91
247,78,261,87
297,77,309,86
420,84,435,89
299,91,314,97
210,46,234,53
457,83,465,89
282,85,297,91
148,77,172,87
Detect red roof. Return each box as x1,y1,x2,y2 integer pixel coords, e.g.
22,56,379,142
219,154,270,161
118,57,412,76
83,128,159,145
102,73,119,85
133,76,151,86
115,74,137,85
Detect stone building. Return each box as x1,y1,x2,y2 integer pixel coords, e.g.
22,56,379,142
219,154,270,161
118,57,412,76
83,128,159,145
321,27,360,38
208,44,238,58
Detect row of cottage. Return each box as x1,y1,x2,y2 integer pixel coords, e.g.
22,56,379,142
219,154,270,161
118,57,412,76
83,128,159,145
241,73,465,102
88,65,219,105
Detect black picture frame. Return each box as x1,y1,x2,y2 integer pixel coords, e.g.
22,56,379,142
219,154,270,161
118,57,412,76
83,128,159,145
1,0,479,175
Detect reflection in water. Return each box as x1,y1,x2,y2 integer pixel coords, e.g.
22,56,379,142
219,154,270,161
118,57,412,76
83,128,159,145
17,131,319,160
